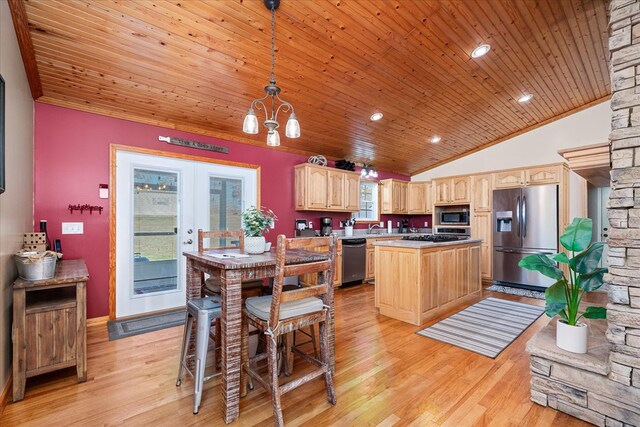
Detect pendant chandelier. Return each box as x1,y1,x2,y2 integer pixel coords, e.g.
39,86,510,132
242,0,299,147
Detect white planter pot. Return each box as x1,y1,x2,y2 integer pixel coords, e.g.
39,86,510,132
244,236,265,254
556,320,588,353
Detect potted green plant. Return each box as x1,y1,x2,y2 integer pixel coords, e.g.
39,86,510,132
518,217,607,353
241,206,278,254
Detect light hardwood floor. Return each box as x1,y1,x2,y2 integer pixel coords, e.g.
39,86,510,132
2,285,595,426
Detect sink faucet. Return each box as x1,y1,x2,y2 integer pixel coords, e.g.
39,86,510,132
368,223,383,234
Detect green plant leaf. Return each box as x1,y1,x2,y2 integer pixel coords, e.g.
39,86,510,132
560,218,593,252
582,306,607,319
578,268,607,291
518,254,564,280
550,252,570,264
570,242,604,274
544,280,567,318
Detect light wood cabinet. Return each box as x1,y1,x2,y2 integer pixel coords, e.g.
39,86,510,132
366,236,397,281
493,170,525,188
472,212,492,280
438,248,457,305
366,248,375,281
451,176,471,204
302,240,343,286
334,240,342,286
326,170,344,210
408,181,432,214
493,165,562,189
294,164,360,212
434,176,470,205
344,174,360,211
12,260,88,402
421,252,439,314
375,241,481,325
472,174,492,212
434,179,450,205
380,179,408,214
525,164,562,185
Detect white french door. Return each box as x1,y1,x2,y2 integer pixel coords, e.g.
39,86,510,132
115,150,257,318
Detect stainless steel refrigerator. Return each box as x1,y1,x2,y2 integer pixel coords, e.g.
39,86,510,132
493,184,558,289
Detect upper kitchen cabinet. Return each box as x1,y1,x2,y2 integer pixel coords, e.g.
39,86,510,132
433,176,470,205
327,170,345,210
407,181,432,214
294,164,360,212
493,170,525,189
472,174,492,212
493,164,563,189
344,174,361,211
525,165,562,185
380,179,408,214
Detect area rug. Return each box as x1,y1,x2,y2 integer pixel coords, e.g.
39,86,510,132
107,309,185,341
417,297,545,358
486,284,546,300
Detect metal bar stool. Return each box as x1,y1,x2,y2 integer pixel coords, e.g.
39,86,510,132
176,295,222,414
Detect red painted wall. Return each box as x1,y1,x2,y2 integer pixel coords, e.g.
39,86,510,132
34,103,430,318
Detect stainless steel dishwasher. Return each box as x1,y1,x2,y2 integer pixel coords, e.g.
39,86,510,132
341,238,367,284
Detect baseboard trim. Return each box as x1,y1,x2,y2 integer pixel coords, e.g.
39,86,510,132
87,315,109,327
1,375,12,415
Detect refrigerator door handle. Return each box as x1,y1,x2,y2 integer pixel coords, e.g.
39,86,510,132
522,196,527,238
516,196,521,237
495,248,555,255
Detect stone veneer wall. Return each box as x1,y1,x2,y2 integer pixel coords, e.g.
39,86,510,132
526,1,640,426
608,0,640,402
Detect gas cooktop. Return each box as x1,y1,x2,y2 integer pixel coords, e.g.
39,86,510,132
401,235,467,242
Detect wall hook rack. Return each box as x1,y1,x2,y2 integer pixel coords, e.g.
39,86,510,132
68,204,103,215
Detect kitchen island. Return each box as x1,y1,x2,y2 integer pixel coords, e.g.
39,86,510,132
374,239,482,326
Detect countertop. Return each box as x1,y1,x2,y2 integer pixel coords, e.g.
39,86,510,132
373,238,482,248
335,230,432,240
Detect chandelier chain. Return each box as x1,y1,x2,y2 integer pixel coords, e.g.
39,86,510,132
270,5,276,83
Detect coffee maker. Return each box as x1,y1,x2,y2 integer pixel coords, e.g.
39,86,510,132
320,217,333,236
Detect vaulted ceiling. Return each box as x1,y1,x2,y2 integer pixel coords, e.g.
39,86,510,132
10,0,610,175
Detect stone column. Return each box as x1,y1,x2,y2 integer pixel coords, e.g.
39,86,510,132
608,0,640,391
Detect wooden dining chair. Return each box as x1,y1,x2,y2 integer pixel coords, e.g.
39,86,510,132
197,229,264,298
241,234,337,427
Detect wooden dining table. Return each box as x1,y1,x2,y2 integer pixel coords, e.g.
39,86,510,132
183,247,334,424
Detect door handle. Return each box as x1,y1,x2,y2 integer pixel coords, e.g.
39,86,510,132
516,196,521,237
522,196,527,238
187,229,193,234
183,239,193,244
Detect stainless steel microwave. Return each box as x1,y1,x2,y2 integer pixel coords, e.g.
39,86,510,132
440,210,470,225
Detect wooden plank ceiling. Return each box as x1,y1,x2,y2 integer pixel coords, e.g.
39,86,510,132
12,0,610,175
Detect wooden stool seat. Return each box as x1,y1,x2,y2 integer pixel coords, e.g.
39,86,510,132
241,235,337,426
245,295,324,321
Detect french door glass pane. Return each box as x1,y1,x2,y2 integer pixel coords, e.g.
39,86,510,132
208,177,243,248
132,169,178,295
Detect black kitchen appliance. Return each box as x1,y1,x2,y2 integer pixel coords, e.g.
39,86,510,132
342,238,366,284
439,210,470,225
398,219,409,233
320,217,333,236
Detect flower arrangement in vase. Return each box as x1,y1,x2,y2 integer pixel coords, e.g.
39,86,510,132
241,206,278,254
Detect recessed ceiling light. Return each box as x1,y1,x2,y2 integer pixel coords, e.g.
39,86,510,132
370,112,384,121
471,43,491,58
518,93,534,103
430,136,441,143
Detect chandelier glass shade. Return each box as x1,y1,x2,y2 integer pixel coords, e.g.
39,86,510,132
242,0,299,146
361,166,378,179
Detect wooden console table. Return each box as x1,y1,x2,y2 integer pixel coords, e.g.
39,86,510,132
12,259,89,402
